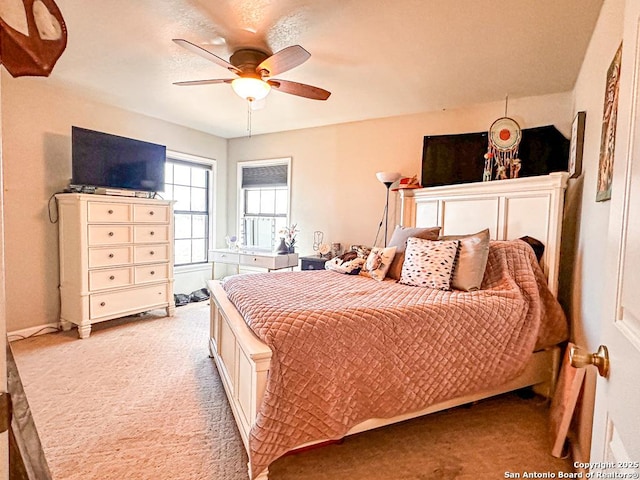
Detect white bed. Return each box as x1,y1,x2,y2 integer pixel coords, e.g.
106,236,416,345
207,172,569,479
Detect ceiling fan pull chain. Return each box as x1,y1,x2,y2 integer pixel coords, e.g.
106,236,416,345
247,99,253,137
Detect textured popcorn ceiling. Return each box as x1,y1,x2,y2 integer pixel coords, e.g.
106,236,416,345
44,0,603,138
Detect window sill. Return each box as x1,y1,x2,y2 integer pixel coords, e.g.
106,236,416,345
174,263,211,274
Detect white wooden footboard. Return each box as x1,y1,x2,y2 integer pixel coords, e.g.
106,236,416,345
208,279,561,480
208,280,271,452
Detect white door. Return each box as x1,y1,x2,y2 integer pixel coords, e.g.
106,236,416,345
590,0,640,470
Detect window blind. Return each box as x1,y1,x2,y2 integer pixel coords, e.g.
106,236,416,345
241,164,288,188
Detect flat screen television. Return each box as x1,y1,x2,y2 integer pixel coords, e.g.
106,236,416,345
71,126,166,193
421,125,569,188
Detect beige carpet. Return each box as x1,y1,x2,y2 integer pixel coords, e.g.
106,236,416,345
11,303,573,479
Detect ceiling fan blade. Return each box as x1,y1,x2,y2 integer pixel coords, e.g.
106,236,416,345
257,45,310,77
268,79,331,100
173,79,233,86
173,39,241,75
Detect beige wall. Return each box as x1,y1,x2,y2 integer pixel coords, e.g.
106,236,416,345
0,73,228,333
568,0,624,463
228,92,573,255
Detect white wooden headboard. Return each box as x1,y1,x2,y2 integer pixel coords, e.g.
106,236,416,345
399,172,569,295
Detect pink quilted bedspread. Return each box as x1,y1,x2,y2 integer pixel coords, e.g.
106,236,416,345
221,241,567,477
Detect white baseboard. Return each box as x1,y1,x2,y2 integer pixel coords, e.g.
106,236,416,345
8,322,61,342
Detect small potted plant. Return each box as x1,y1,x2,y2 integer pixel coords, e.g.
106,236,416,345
279,223,299,253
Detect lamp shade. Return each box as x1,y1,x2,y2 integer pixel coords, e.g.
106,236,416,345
376,171,401,185
231,77,272,101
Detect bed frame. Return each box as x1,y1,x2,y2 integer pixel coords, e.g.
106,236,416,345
207,172,569,479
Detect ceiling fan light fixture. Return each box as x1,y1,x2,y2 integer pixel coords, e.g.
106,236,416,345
231,77,271,101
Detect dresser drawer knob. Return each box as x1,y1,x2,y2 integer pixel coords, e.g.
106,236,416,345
150,271,155,275
149,211,155,216
150,231,155,236
100,302,106,307
108,253,114,258
108,231,114,237
109,275,115,280
150,251,155,255
108,209,114,214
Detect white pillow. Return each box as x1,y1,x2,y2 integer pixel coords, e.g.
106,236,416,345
359,246,397,281
399,238,459,290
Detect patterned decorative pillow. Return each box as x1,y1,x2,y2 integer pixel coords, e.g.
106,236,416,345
399,238,459,290
359,246,397,281
386,226,441,280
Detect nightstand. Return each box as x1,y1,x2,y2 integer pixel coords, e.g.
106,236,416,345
300,255,329,271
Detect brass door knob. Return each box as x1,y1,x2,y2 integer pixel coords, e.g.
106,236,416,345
569,344,610,378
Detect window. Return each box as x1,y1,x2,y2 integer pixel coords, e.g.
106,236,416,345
162,155,214,266
238,159,291,251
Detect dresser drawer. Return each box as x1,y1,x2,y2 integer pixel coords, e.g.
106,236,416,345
211,251,239,264
134,204,170,223
88,246,133,268
135,264,169,284
239,253,297,269
134,244,170,263
89,267,134,291
239,254,277,269
134,225,170,243
89,283,169,320
87,202,132,223
88,225,133,246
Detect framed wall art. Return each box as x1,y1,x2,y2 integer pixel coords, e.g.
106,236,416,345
596,43,623,202
569,111,586,178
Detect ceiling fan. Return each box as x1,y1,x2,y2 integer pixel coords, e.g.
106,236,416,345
172,39,331,103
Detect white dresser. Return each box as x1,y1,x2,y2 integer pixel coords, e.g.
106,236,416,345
56,194,175,338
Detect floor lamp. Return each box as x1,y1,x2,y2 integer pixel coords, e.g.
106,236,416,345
375,171,401,247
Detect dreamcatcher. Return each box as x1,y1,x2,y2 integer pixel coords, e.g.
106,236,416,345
483,98,523,181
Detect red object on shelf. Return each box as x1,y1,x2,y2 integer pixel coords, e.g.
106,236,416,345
391,175,422,191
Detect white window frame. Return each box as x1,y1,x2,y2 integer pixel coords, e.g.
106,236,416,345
165,150,216,268
237,157,291,251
